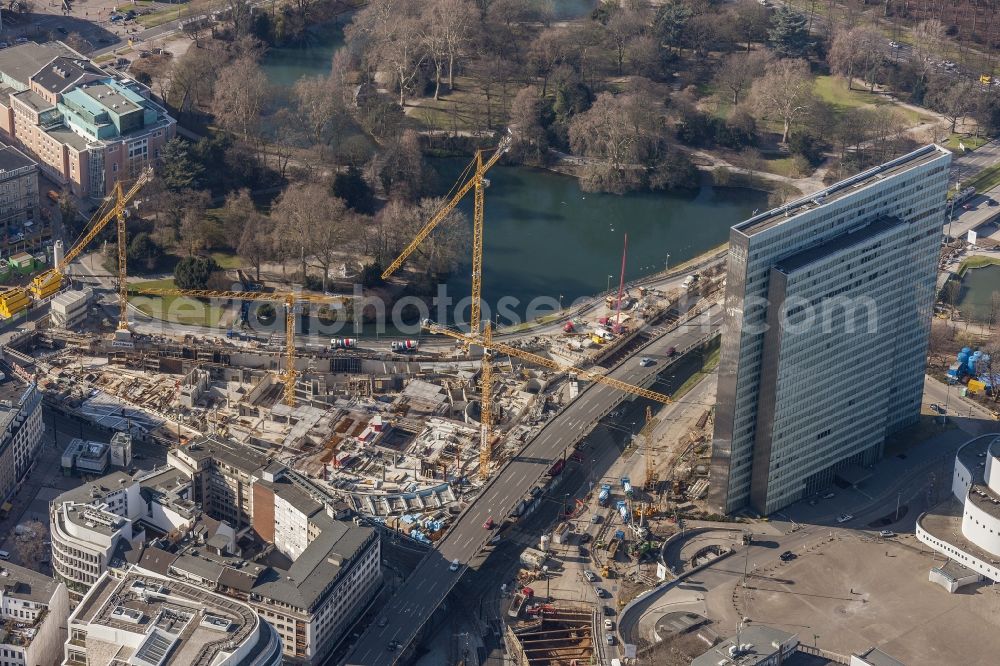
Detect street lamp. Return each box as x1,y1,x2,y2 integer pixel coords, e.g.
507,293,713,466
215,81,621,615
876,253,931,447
607,275,614,293
665,254,670,272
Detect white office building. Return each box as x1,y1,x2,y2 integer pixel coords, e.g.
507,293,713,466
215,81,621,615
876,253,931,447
710,145,952,514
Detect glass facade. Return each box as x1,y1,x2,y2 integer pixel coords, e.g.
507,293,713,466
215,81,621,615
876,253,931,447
710,145,952,514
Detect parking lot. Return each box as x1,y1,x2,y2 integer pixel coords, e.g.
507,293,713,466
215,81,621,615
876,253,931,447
708,534,1000,665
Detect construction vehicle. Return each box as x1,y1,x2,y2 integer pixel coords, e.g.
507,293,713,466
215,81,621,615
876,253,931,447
0,168,153,320
616,500,630,523
598,484,612,507
390,339,419,352
130,287,343,406
621,476,633,498
330,338,357,349
508,586,533,619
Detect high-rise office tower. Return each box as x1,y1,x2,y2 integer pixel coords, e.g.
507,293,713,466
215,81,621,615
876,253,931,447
710,145,952,515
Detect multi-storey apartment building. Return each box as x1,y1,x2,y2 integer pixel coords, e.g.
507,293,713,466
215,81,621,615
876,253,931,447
710,145,952,515
49,467,197,603
0,143,44,259
64,569,282,666
0,561,69,666
0,42,175,198
0,367,43,511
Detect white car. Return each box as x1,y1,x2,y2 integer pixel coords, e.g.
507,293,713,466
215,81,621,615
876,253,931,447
639,357,654,367
889,41,900,49
449,559,460,572
878,530,895,538
836,514,853,524
604,619,615,631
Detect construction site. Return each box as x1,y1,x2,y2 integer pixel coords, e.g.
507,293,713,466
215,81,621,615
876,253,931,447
0,140,726,554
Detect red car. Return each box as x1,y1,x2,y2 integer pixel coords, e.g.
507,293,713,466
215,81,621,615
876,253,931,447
483,517,495,529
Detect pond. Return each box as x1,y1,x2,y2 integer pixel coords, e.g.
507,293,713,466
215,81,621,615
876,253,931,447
957,262,1000,322
430,159,768,324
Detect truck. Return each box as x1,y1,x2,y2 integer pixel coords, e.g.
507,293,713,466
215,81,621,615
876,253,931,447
682,274,700,289
520,547,547,570
548,459,565,477
330,338,357,349
598,484,612,507
621,476,633,498
617,500,630,523
391,340,419,352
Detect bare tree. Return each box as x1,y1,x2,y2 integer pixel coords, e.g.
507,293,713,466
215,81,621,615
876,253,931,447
749,59,815,144
928,79,978,133
739,147,763,188
239,213,272,282
420,0,474,99
211,57,270,142
310,197,357,291
568,89,667,194
828,27,884,91
714,50,773,106
293,74,348,145
603,3,648,75
13,520,47,566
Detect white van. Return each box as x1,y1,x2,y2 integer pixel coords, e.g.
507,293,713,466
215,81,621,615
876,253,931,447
0,550,10,560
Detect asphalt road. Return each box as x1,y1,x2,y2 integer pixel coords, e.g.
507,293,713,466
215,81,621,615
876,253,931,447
344,307,723,666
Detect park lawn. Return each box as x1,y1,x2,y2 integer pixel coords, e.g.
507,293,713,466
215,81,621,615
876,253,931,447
812,76,928,124
943,133,990,153
406,77,507,132
137,8,181,28
210,252,243,270
129,278,226,327
760,156,805,178
957,255,1000,276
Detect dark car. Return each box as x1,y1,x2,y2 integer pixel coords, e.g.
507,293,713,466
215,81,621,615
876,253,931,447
483,517,494,529
56,27,68,35
990,198,999,207
779,550,796,561
666,346,677,357
578,546,588,557
604,605,615,616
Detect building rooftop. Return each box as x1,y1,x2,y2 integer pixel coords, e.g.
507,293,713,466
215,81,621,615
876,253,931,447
0,144,37,173
0,42,76,88
44,125,91,151
55,469,134,505
775,216,904,275
31,55,104,95
854,646,907,666
0,562,60,605
252,513,374,611
11,88,54,114
735,144,951,237
79,82,142,115
919,497,1000,563
72,570,268,666
184,435,270,477
691,625,797,666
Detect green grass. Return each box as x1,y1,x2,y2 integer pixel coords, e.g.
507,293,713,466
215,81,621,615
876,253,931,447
812,75,928,124
957,256,1000,276
760,156,805,178
129,278,226,327
138,7,184,28
964,161,1000,193
210,252,242,270
406,77,507,132
943,133,990,153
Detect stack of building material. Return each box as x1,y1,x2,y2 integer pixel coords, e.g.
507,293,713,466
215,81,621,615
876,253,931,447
50,288,92,328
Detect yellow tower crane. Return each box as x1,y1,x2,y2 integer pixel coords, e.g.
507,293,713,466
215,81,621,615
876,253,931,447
380,131,511,340
379,131,511,478
129,287,343,406
0,168,153,319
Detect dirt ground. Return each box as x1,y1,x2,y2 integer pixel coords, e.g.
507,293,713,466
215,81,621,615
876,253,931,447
716,535,1000,665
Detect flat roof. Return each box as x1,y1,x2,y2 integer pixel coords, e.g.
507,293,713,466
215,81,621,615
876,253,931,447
691,625,797,666
735,145,950,237
776,216,904,274
0,562,61,605
0,144,37,172
856,647,907,666
919,497,1000,564
11,89,54,114
45,125,90,151
0,42,74,88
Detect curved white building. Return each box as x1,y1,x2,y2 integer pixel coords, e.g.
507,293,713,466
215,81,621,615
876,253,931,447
918,434,1000,587
64,569,282,666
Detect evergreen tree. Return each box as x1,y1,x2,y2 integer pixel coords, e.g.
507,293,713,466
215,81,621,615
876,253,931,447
158,138,204,193
654,0,692,55
768,6,811,58
332,166,376,215
174,256,219,290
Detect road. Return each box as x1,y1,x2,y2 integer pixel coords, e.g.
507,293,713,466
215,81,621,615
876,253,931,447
343,306,723,666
